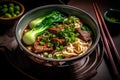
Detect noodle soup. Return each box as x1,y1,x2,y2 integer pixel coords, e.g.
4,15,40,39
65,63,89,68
21,10,93,60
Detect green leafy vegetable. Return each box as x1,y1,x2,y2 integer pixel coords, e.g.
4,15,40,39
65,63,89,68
55,53,64,59
22,10,66,45
63,16,80,24
59,25,79,43
29,17,45,29
106,17,118,23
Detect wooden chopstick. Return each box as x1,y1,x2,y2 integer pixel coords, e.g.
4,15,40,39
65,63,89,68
92,0,120,78
93,0,120,67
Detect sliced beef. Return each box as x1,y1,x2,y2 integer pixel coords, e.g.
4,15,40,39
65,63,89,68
48,27,60,34
34,42,53,53
75,28,92,42
52,38,66,45
36,36,41,42
34,46,53,53
48,24,65,34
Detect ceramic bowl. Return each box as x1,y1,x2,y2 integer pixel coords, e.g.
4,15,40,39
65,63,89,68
0,0,25,26
15,5,100,66
104,8,120,35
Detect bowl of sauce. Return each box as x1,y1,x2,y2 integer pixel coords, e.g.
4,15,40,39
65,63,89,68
104,8,120,35
104,8,120,25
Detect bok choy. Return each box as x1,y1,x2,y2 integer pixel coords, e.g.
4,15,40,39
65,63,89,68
22,10,66,45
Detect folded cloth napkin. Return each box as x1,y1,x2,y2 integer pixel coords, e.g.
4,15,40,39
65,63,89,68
0,25,18,52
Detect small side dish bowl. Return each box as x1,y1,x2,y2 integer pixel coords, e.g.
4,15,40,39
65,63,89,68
104,8,120,35
0,0,25,26
15,5,100,66
104,8,120,25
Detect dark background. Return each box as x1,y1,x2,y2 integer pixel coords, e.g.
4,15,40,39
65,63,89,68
0,0,120,80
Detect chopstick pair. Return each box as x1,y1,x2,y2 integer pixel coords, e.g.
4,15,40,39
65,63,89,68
92,0,120,79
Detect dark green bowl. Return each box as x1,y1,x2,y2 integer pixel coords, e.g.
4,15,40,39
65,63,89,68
15,5,100,63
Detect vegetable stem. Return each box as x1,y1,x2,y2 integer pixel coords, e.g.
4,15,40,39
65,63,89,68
22,10,66,45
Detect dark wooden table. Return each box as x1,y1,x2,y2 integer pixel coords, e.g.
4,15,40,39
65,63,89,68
0,0,120,80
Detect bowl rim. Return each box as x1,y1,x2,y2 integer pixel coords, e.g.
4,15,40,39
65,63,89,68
0,0,25,20
104,8,120,24
16,4,100,62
